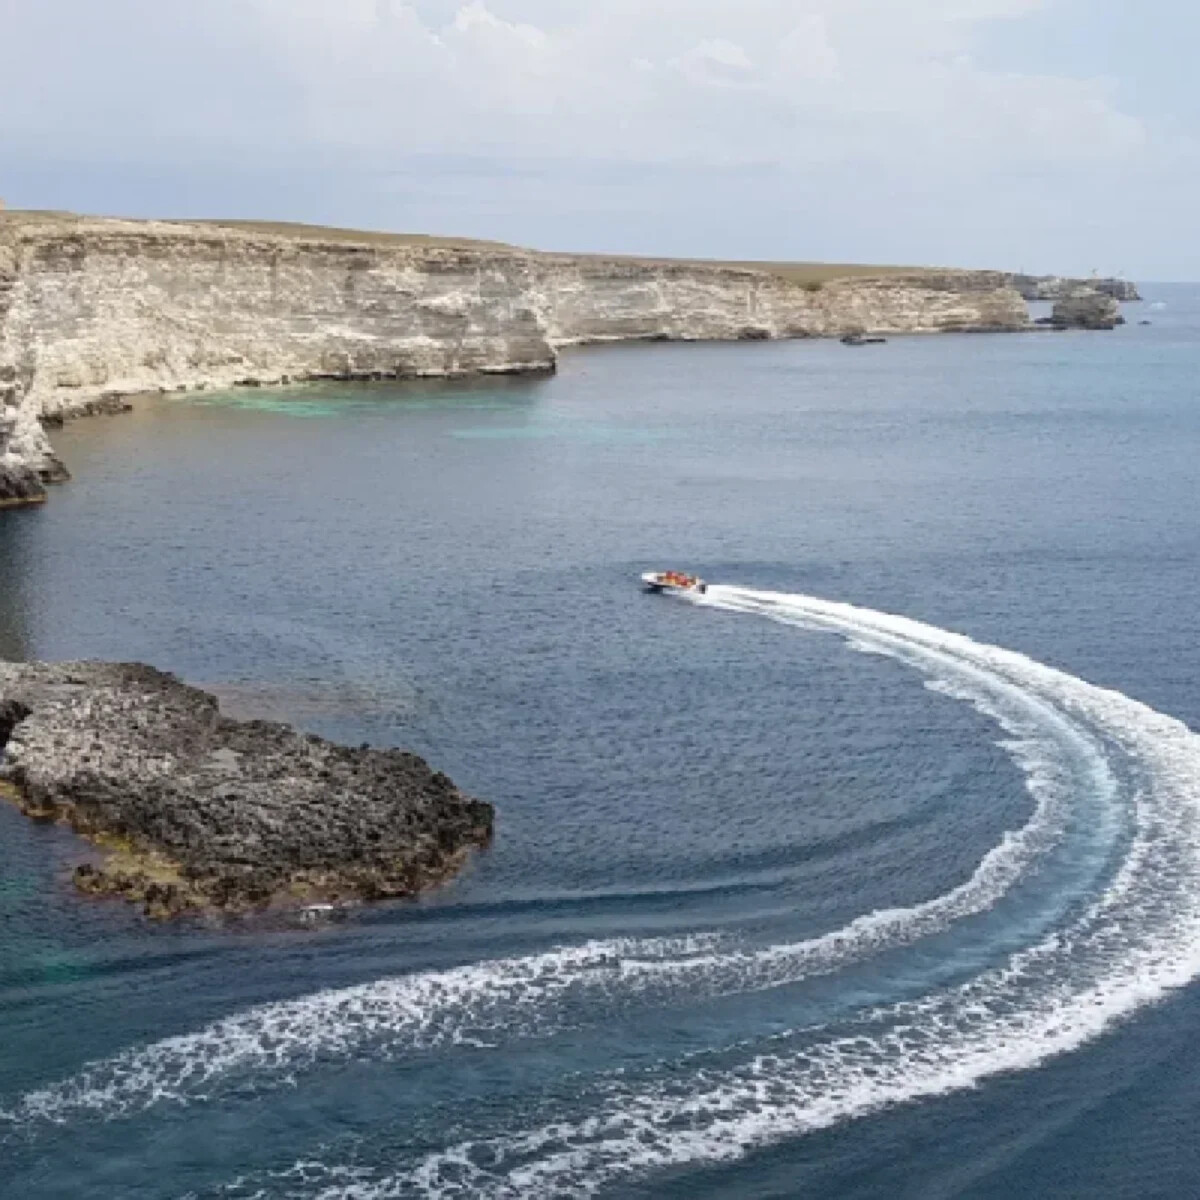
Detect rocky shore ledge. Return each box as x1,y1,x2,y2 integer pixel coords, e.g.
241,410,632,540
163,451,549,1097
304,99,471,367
0,661,493,918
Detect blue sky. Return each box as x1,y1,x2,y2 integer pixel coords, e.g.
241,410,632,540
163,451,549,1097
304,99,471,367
1,0,1195,278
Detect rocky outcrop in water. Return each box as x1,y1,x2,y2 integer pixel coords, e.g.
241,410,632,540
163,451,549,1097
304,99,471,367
0,660,493,918
1050,290,1122,330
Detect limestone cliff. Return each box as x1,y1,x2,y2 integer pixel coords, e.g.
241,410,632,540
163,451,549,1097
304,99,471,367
898,268,1139,304
0,213,1043,496
1050,290,1122,330
1014,274,1140,302
535,257,1026,345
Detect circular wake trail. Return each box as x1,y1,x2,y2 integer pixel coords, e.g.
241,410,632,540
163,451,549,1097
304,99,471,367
326,586,1200,1197
1,589,1115,1131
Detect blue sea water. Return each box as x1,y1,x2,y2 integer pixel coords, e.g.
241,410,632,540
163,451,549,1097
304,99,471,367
1,288,1200,1198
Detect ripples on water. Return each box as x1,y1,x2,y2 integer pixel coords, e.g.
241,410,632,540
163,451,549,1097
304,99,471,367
3,293,1200,1197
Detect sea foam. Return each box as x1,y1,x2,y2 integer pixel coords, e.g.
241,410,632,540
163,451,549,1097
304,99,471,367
2,588,1104,1132
340,587,1200,1197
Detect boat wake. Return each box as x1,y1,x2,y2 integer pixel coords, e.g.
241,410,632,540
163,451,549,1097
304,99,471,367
7,586,1200,1199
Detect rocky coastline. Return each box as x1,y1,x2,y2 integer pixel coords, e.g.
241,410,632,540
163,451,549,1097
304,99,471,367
0,212,1138,506
0,660,494,918
1007,273,1139,302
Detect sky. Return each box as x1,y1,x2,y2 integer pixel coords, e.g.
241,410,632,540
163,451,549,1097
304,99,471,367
1,0,1196,278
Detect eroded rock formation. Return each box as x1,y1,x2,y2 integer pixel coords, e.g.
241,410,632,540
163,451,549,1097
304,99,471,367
1,212,1135,499
532,257,1029,346
0,389,47,507
1051,289,1123,330
0,215,557,485
1009,274,1140,302
0,660,493,918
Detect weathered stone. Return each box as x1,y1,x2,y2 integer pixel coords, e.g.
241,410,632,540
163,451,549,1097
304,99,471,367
0,460,46,507
1051,289,1122,330
0,660,494,918
0,216,557,486
1007,274,1140,302
535,259,1029,346
0,397,48,506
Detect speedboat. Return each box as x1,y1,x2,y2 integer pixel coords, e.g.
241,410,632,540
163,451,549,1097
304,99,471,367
641,570,707,595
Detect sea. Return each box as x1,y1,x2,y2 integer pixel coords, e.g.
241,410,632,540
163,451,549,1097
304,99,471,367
1,288,1199,1199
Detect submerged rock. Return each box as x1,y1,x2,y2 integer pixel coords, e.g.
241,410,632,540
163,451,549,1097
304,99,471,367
0,661,493,918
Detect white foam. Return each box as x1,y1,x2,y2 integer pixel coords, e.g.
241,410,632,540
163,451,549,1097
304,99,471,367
350,587,1200,1197
5,934,722,1125
4,588,1115,1130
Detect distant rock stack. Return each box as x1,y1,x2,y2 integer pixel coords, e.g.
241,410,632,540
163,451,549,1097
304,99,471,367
1050,289,1122,331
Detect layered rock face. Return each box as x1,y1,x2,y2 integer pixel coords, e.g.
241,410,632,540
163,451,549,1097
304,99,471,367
536,258,1028,345
0,214,1046,495
902,268,1139,303
1050,290,1123,330
0,388,47,507
0,660,494,917
0,216,554,482
1008,274,1139,302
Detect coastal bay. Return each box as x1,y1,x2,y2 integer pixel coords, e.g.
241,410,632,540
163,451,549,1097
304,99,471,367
1,211,1127,501
1,293,1198,1196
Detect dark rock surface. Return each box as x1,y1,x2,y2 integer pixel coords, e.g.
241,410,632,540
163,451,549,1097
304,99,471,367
0,661,493,918
0,461,46,507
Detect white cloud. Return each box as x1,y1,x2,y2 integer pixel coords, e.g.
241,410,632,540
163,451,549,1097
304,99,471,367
453,0,547,47
774,17,841,84
668,39,757,88
0,0,1173,275
0,0,1151,174
213,0,1146,172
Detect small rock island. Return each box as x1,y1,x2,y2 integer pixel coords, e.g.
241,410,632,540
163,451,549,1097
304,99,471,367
0,661,493,918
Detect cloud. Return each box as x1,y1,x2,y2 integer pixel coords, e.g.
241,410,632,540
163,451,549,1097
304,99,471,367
237,0,1147,172
0,0,1183,274
0,0,1150,174
774,17,841,84
668,39,757,88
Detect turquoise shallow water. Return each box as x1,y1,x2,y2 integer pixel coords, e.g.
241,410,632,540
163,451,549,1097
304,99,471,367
2,290,1200,1197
